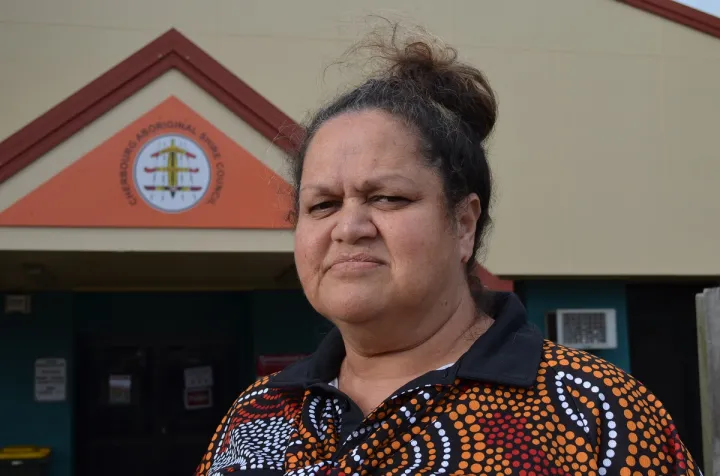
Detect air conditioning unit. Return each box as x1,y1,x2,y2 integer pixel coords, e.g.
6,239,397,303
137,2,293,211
555,308,617,350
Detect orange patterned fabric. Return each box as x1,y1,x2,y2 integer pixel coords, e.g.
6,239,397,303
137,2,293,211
196,294,700,475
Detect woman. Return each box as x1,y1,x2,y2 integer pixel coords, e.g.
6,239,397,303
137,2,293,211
196,24,699,476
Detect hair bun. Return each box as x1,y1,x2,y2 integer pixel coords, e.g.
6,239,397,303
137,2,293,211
350,20,498,142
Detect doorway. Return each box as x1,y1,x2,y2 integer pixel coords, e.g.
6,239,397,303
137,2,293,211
72,291,253,476
75,337,240,476
626,281,715,470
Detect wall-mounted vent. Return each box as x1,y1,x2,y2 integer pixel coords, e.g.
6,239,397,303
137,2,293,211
554,308,617,350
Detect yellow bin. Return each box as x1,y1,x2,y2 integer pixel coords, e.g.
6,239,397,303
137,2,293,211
0,447,51,476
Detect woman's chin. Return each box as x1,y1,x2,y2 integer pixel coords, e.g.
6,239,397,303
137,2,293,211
318,285,389,324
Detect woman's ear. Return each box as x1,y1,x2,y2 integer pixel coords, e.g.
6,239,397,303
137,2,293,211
456,194,482,263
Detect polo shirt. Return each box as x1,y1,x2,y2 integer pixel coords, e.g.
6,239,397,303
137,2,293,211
195,292,700,476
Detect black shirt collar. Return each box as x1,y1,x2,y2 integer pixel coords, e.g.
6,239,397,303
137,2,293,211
268,292,544,389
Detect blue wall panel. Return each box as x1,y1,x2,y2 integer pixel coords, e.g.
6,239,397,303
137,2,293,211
520,280,631,372
0,293,73,476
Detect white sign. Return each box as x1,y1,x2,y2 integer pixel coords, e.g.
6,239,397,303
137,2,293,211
134,134,211,213
34,358,67,402
184,365,213,389
109,375,132,405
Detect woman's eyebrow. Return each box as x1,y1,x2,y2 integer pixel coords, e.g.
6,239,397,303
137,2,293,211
357,174,418,190
299,183,335,195
300,174,417,194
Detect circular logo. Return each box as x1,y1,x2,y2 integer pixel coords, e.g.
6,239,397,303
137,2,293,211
133,134,211,213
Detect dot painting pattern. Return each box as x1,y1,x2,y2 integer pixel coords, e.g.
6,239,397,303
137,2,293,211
196,342,700,475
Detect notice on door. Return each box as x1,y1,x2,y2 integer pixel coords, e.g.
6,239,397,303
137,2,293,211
109,375,132,405
34,358,67,402
184,387,213,410
184,365,213,389
183,365,213,411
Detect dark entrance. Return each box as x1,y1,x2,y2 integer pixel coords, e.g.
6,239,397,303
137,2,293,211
75,338,240,475
73,292,252,476
626,280,718,470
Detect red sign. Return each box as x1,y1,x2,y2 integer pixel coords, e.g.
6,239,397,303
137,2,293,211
256,354,308,377
184,387,213,410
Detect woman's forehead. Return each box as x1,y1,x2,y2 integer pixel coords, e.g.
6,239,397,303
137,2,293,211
303,111,424,176
308,111,417,156
299,172,420,194
299,153,436,194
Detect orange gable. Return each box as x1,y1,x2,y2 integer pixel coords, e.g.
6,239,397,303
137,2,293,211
0,96,293,229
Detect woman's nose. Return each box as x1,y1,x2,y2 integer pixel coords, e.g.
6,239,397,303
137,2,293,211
330,201,377,244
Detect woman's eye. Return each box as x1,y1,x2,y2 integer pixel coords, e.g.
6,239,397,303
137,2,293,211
372,195,408,204
309,201,339,213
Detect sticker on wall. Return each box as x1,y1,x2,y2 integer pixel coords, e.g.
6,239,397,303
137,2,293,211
34,358,67,402
0,96,293,229
108,375,132,405
256,354,308,377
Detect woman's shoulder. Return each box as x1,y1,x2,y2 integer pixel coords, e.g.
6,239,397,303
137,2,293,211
539,339,663,413
194,375,304,476
218,373,305,425
540,340,643,396
538,340,701,474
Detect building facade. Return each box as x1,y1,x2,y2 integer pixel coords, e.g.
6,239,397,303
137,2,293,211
1,1,719,474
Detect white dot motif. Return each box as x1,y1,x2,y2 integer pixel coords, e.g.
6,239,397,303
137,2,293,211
209,416,292,473
553,371,617,473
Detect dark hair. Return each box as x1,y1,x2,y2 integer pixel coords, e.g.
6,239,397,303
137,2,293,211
288,21,498,285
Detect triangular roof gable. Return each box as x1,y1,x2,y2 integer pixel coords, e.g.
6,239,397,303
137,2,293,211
0,96,293,228
0,28,300,185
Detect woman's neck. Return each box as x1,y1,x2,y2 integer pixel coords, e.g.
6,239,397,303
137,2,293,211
336,290,493,415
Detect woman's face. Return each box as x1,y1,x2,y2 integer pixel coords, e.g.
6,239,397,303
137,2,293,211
294,109,479,326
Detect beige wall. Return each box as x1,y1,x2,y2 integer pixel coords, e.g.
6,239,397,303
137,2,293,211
1,0,719,277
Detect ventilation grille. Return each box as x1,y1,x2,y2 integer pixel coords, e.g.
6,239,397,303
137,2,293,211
555,309,617,350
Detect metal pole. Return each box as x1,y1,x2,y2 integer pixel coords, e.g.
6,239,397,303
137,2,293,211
696,287,720,475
